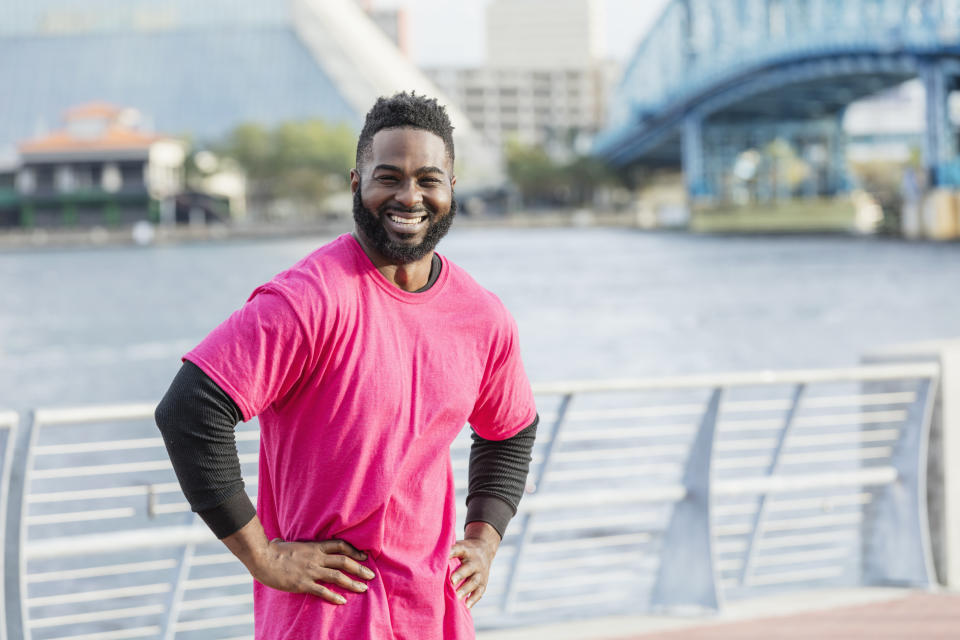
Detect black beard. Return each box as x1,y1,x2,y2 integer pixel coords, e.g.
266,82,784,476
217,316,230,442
352,183,457,264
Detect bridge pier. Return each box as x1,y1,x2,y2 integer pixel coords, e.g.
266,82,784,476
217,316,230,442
921,60,955,187
682,111,709,203
828,109,848,195
696,118,849,205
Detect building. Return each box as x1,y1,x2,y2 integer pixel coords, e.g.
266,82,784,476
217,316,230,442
426,65,616,154
424,0,616,154
357,0,409,57
1,103,187,228
484,0,602,70
0,0,499,193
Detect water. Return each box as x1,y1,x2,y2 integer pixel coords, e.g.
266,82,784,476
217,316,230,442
2,227,960,412
4,226,957,634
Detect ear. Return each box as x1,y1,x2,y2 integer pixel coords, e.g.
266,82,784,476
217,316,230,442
450,174,457,188
350,168,360,194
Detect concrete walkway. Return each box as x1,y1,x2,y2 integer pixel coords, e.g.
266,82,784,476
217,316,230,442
478,588,960,640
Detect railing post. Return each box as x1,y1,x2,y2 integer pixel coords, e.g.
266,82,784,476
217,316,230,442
0,414,18,640
501,393,574,613
863,377,937,586
738,383,805,586
161,532,198,640
651,387,723,612
4,411,37,640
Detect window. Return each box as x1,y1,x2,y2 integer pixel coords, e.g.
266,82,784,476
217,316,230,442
54,166,75,193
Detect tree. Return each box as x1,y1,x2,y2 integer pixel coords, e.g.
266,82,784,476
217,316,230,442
504,140,624,208
216,120,356,219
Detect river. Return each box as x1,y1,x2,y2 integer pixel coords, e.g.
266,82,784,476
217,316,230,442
2,226,959,412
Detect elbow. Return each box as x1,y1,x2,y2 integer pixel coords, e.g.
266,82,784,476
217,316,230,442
154,397,169,433
154,387,181,439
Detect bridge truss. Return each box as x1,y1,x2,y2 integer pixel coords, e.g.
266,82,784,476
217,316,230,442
596,0,960,203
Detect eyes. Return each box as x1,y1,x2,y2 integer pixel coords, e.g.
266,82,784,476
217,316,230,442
374,174,444,188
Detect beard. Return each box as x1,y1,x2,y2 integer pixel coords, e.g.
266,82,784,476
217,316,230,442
352,183,457,264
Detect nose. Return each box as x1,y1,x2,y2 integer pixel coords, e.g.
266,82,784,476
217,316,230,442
394,178,422,208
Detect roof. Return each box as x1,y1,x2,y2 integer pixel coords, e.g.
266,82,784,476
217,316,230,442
18,126,169,155
64,101,125,121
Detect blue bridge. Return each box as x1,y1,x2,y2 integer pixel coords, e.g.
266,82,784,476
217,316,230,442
596,0,960,202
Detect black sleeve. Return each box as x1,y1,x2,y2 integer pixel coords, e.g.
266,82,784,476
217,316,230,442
465,415,539,538
155,360,257,539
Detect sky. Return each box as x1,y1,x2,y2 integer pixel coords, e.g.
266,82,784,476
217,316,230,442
370,0,671,66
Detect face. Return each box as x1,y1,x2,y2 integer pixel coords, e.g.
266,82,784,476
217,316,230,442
351,127,456,264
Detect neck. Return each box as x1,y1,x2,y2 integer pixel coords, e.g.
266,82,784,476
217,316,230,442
352,231,434,292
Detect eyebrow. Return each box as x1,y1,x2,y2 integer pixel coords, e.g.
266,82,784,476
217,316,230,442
373,164,447,177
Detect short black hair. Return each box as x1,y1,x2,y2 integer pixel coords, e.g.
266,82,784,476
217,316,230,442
355,92,455,170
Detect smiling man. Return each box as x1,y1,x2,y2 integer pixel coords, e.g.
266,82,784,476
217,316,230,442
155,92,539,639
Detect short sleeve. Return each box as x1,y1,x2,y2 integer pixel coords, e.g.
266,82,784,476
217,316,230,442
184,285,312,421
468,314,537,441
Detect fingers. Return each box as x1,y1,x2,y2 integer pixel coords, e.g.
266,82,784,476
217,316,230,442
455,572,483,599
451,558,487,609
317,567,369,593
260,538,374,603
465,583,486,609
307,582,347,605
319,538,367,562
453,569,486,609
450,556,475,586
307,540,374,601
323,553,376,581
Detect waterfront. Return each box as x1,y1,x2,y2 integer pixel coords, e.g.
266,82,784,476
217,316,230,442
3,225,959,636
2,226,960,412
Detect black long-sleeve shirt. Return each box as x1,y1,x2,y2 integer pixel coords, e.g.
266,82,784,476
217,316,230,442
156,362,538,538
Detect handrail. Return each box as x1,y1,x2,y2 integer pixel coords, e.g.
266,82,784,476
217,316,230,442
0,360,943,636
532,363,941,394
14,363,942,424
33,403,156,425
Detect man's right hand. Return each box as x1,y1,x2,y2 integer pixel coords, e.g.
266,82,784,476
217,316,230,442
222,517,375,604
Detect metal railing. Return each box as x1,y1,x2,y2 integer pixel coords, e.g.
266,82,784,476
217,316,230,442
0,362,940,638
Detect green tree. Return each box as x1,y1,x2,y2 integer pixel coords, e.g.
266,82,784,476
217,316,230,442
504,140,565,207
505,140,624,208
217,120,356,218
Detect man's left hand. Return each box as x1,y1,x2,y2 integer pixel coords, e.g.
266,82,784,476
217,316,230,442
449,521,501,609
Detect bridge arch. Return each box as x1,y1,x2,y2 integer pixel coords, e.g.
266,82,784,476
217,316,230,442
597,0,960,202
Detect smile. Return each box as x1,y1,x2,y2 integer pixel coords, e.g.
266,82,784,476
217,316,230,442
388,214,427,226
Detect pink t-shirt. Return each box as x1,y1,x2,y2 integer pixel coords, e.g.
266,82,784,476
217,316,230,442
185,234,537,640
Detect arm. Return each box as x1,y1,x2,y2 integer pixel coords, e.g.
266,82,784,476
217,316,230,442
154,360,254,536
450,415,539,608
155,362,374,602
466,416,539,536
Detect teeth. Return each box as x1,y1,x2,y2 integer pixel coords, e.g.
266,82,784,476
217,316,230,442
389,215,424,225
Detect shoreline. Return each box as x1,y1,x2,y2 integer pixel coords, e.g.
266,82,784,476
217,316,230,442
0,211,644,250
0,209,912,251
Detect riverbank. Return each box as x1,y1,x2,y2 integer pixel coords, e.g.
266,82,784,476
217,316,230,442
0,205,944,251
0,210,647,250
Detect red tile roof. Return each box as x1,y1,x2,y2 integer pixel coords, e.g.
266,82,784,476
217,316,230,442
64,101,125,122
18,102,174,154
19,127,165,154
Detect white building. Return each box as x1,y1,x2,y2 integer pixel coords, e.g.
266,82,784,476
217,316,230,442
425,0,617,154
485,0,602,70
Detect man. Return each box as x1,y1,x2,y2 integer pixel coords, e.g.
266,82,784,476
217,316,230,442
155,92,538,639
